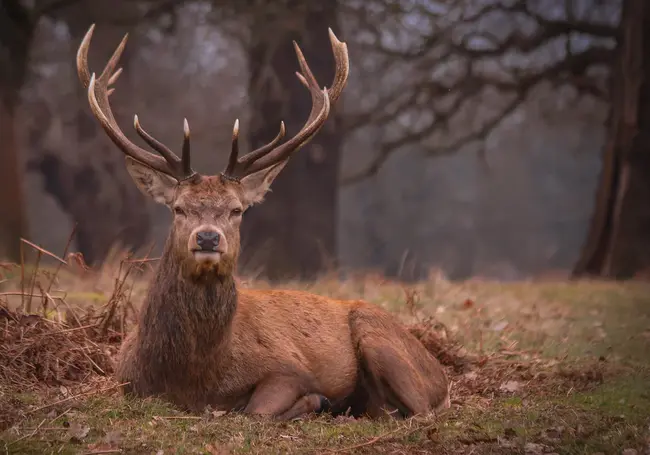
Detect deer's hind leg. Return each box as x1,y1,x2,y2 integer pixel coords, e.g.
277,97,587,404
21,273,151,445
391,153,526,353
243,374,329,421
348,305,450,418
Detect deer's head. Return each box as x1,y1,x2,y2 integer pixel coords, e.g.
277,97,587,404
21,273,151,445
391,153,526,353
76,24,348,278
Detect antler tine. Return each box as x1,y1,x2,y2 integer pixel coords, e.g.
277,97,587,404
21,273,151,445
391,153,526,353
76,23,95,88
325,28,350,106
236,122,286,168
108,67,123,86
86,73,170,175
133,115,182,165
77,24,196,181
182,118,192,177
240,89,331,175
287,28,349,139
224,28,348,178
225,119,240,176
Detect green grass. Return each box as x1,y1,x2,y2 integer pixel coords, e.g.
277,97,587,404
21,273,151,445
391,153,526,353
2,275,650,454
5,374,649,454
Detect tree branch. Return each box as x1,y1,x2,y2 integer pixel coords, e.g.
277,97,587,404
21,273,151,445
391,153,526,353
340,42,614,186
32,0,83,19
338,0,617,185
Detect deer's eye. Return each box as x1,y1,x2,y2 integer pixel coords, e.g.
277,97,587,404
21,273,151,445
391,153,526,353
173,206,186,217
230,208,243,218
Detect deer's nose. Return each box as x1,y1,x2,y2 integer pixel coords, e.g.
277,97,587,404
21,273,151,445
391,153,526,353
196,231,220,251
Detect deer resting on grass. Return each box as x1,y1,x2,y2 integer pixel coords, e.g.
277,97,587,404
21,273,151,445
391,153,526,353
77,24,450,420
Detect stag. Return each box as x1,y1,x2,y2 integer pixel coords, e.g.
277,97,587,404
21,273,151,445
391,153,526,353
77,24,450,420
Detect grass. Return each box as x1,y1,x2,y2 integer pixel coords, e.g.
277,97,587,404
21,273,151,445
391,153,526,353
1,253,650,454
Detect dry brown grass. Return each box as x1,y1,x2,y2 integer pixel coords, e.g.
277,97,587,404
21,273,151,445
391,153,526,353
1,240,649,453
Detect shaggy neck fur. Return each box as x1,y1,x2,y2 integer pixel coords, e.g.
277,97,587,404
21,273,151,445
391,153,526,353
134,237,238,395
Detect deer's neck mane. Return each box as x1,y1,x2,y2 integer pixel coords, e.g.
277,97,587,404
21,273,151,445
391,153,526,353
135,241,238,384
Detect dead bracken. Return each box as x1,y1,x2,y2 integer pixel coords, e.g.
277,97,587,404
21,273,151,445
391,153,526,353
0,288,606,414
0,306,119,390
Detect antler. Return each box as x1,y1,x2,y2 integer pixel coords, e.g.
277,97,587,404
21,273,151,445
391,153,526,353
224,28,349,180
77,24,196,181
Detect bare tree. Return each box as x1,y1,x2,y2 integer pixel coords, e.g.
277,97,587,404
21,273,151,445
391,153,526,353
573,0,650,278
338,0,617,184
0,0,61,260
336,0,650,278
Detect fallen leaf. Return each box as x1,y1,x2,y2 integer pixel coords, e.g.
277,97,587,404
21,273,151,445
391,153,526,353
491,321,508,332
333,415,356,423
280,435,299,440
67,422,90,443
205,443,230,455
86,442,118,452
500,380,523,393
542,426,565,442
104,430,122,445
524,442,547,454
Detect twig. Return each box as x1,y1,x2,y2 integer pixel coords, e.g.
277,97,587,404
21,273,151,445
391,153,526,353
81,450,122,455
328,421,438,453
43,291,61,321
100,251,144,336
20,241,25,311
26,250,43,314
26,382,129,414
45,224,77,296
80,347,106,375
48,407,72,425
0,292,62,298
8,418,46,446
123,257,160,264
51,323,98,335
20,238,68,265
16,427,68,431
153,415,202,420
59,297,83,328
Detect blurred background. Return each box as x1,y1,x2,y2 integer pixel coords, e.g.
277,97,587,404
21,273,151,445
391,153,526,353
1,0,647,283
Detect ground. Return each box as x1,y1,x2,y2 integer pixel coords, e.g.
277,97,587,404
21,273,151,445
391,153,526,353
1,254,649,454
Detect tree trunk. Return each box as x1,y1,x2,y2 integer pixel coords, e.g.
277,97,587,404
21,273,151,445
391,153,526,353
24,12,152,265
241,2,342,280
0,95,29,262
0,1,32,261
573,0,650,279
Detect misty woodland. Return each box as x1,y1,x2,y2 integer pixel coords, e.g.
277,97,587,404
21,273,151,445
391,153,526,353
1,1,649,454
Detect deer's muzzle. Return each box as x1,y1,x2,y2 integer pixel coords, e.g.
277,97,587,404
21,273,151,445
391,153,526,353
188,225,226,264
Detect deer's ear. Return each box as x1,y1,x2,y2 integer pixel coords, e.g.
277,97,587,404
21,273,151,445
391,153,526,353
239,160,288,207
125,157,177,206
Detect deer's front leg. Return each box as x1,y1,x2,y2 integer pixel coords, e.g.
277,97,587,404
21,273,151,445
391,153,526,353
243,375,328,420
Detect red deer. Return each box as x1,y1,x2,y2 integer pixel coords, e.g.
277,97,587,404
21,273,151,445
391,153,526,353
76,24,450,420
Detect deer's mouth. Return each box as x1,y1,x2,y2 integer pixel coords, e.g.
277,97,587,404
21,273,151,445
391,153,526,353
191,250,223,264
